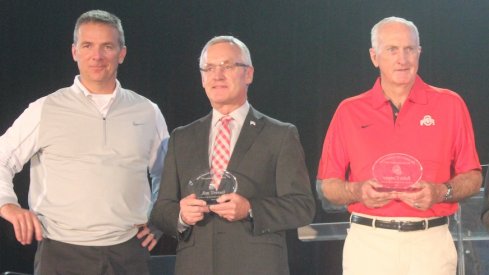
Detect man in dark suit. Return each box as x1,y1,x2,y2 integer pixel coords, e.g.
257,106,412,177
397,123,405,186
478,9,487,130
150,36,315,275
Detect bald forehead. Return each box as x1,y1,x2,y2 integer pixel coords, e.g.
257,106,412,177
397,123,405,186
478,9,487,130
378,22,418,44
203,42,243,62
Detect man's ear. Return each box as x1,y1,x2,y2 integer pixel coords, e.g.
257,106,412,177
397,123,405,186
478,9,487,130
369,48,379,68
245,66,254,85
118,46,127,64
72,44,77,62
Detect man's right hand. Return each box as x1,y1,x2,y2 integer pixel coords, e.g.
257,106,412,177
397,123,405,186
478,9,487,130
348,180,398,208
0,203,43,245
179,194,209,225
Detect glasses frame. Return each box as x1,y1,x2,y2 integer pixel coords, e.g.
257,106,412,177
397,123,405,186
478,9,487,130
200,62,249,73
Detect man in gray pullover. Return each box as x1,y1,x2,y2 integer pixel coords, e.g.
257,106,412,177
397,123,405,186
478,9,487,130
0,10,169,274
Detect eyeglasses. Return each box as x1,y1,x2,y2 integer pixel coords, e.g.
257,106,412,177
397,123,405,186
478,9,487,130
200,62,249,73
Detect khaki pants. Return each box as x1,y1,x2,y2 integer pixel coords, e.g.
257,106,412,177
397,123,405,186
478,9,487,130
343,215,457,275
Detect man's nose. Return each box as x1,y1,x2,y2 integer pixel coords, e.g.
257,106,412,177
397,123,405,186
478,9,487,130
397,50,409,64
212,67,226,79
91,47,104,60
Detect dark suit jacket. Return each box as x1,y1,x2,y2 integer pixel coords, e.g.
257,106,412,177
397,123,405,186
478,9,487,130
150,107,315,275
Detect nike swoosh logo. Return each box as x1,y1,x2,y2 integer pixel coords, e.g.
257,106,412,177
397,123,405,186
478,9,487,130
360,124,372,129
132,121,145,126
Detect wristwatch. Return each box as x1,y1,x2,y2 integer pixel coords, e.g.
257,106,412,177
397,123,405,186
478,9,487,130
443,183,453,201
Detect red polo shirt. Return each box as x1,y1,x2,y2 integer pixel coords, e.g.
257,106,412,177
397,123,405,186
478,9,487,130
317,76,480,217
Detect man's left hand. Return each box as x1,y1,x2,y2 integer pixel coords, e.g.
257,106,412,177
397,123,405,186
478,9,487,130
209,193,250,222
396,181,445,210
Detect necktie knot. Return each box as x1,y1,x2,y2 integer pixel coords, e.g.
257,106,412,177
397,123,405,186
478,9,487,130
220,116,232,127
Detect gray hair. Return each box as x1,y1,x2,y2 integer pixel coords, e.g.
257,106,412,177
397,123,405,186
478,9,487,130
371,16,420,53
73,10,125,47
199,36,253,68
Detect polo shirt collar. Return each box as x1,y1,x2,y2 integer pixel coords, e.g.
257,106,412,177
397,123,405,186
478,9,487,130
369,75,428,109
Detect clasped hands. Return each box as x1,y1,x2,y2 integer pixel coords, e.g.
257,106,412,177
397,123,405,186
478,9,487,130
351,180,445,211
180,193,250,225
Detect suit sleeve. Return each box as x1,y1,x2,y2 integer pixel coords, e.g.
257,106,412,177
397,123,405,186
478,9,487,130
249,125,315,235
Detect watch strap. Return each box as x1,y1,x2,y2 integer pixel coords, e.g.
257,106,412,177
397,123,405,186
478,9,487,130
443,183,453,201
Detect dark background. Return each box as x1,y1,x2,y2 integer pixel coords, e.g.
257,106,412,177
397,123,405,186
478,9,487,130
1,1,489,274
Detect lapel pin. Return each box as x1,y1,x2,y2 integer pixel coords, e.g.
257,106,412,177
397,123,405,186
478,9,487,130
250,121,256,126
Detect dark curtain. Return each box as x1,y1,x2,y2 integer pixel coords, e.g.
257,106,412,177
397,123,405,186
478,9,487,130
1,1,489,274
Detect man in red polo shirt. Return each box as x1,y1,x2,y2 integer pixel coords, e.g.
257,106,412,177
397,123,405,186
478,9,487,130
317,16,482,275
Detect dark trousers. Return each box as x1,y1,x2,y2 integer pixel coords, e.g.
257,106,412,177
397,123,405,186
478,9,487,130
34,236,150,275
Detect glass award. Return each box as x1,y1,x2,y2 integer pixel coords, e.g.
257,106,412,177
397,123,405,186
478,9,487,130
372,153,423,192
188,170,238,204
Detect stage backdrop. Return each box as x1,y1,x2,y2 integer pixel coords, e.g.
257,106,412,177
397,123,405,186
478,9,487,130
1,1,489,274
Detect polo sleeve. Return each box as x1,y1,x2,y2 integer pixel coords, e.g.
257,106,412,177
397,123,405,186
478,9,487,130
317,103,350,180
0,97,45,208
451,95,481,174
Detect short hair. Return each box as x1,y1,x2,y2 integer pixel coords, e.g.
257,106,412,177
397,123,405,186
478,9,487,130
199,36,253,68
73,10,125,47
371,16,420,53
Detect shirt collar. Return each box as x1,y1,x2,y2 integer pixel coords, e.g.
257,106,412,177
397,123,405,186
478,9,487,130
73,75,120,99
212,101,250,127
369,75,428,109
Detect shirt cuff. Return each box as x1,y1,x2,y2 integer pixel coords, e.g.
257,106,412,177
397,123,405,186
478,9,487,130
177,212,190,233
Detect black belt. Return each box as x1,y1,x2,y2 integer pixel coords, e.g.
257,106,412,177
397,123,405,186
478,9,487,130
350,215,448,232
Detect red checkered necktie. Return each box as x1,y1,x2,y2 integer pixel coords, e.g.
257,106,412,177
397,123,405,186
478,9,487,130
211,116,233,189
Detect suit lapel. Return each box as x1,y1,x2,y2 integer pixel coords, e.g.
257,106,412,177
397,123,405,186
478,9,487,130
193,112,212,171
228,107,265,170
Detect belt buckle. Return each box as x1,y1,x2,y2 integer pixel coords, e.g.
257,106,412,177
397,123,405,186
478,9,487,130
397,220,427,231
397,221,404,231
397,221,416,232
